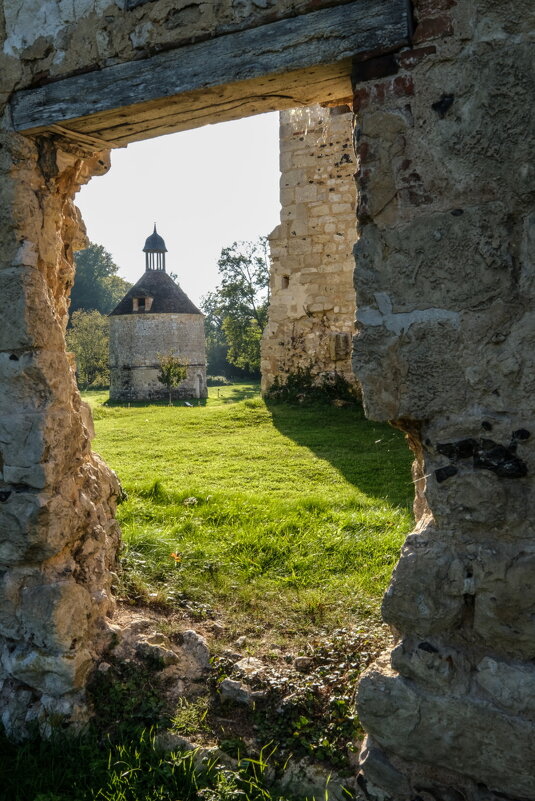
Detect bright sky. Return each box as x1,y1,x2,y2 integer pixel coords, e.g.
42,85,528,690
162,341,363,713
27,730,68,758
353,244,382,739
76,112,281,306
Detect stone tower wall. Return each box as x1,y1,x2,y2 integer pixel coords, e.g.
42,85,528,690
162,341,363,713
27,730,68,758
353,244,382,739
109,313,207,401
261,105,357,391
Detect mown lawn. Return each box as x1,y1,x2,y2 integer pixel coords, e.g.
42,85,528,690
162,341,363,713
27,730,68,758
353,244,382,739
86,383,414,641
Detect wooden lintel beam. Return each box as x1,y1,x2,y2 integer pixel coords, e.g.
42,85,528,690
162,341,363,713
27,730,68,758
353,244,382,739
10,0,408,142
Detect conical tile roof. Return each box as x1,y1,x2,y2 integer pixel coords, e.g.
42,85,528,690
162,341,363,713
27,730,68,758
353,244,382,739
109,270,201,316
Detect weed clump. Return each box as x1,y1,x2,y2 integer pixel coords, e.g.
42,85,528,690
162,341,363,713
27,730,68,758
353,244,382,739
265,367,360,406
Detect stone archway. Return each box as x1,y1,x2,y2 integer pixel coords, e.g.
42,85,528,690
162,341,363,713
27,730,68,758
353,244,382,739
2,1,535,798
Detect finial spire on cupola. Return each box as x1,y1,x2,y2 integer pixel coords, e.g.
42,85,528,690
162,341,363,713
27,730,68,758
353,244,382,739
143,223,168,271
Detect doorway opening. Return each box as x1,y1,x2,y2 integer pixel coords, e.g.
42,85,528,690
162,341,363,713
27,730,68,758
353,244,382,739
72,108,413,781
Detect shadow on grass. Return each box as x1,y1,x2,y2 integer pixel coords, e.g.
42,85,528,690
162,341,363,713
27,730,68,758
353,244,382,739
267,400,415,510
0,723,282,801
213,383,260,404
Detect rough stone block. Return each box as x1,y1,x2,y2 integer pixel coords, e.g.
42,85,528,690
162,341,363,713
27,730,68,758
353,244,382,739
20,581,91,651
382,528,466,636
0,267,64,352
357,661,535,799
2,647,93,696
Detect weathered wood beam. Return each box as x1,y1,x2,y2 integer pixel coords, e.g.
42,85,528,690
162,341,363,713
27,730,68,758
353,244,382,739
10,0,408,146
64,63,355,147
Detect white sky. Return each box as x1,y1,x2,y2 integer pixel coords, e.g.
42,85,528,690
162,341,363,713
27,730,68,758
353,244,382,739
75,111,281,306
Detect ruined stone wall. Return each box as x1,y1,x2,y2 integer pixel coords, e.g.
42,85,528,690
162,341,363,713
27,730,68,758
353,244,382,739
261,105,357,392
0,131,122,737
109,313,207,401
352,1,535,799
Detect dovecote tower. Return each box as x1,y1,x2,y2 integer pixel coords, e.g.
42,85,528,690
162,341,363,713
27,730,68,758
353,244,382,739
109,226,207,401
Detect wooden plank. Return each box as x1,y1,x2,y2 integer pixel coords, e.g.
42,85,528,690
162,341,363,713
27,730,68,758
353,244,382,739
63,61,354,146
11,0,407,142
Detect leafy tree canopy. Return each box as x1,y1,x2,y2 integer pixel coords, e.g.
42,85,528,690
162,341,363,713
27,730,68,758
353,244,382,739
71,243,131,316
157,354,188,405
66,309,109,389
201,238,270,375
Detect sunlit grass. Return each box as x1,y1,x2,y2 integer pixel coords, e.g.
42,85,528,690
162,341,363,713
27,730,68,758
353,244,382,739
86,383,414,638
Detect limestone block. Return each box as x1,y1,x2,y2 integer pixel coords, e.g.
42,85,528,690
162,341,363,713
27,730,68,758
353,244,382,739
358,736,411,800
0,267,64,352
472,548,535,660
0,350,76,415
357,662,535,799
390,638,472,696
0,412,75,490
475,657,535,717
0,471,114,568
295,185,318,203
182,629,210,672
0,490,50,565
20,581,91,651
2,647,93,696
287,237,312,256
354,316,465,421
382,529,466,637
460,309,535,411
415,414,535,543
406,43,535,211
0,567,38,639
355,205,514,315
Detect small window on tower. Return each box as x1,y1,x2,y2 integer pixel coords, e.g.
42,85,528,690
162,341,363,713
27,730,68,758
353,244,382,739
282,275,290,289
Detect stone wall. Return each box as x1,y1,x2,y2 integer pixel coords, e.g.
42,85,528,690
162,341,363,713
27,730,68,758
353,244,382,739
109,313,207,401
352,1,535,799
0,130,122,738
261,105,358,392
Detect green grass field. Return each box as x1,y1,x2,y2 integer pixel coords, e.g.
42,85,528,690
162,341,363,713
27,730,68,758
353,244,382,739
87,383,414,642
0,385,415,801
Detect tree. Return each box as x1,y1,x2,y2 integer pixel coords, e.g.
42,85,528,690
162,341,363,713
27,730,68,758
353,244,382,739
66,309,109,389
71,243,131,316
157,354,188,405
201,238,270,374
201,290,231,376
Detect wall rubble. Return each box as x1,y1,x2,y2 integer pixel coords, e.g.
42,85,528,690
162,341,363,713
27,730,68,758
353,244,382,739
262,105,358,392
352,0,535,798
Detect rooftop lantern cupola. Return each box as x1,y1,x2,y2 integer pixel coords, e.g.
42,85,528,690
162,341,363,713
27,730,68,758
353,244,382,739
143,223,168,271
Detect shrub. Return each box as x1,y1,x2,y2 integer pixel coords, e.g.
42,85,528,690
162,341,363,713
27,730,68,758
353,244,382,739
265,367,360,405
206,376,232,387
